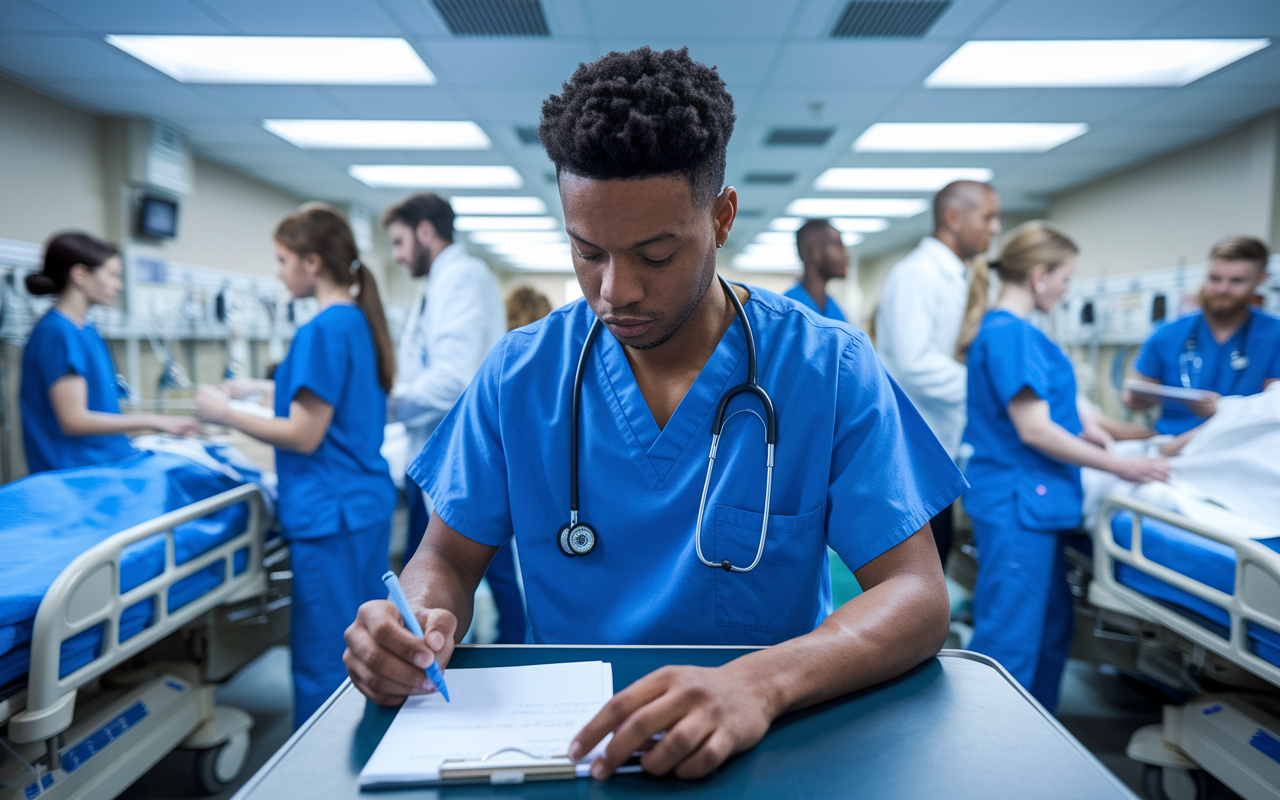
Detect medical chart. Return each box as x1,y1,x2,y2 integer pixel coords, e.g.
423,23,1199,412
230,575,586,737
358,661,614,787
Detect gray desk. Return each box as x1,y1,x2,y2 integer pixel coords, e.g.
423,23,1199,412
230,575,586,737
232,647,1137,799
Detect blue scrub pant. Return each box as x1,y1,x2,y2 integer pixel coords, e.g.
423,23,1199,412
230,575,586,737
288,522,390,729
968,513,1074,712
405,475,526,644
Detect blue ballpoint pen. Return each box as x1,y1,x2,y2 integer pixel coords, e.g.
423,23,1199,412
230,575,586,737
381,570,450,702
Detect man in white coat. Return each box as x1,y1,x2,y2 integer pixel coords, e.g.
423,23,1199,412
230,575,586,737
875,181,1001,565
382,193,521,640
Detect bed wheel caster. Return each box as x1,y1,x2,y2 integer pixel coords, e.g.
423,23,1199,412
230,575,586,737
194,728,251,794
1141,764,1211,800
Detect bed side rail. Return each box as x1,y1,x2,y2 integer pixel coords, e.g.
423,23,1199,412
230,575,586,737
1093,495,1280,688
8,483,266,744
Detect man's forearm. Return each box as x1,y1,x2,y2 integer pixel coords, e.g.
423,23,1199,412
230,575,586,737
724,528,949,720
401,541,484,644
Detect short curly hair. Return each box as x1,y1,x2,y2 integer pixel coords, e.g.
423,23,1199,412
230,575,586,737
539,47,735,207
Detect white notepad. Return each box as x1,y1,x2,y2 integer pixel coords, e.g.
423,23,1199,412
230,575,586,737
359,661,615,788
1122,378,1214,402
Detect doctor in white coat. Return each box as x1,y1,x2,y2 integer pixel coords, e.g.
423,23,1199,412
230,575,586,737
382,194,523,641
875,181,1001,564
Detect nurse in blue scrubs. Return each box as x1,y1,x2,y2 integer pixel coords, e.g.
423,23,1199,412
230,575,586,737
1123,236,1280,433
782,219,847,321
21,232,200,473
964,222,1171,711
195,205,397,728
345,48,965,781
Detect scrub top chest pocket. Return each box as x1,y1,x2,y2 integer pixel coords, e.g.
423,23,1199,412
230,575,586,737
713,503,827,637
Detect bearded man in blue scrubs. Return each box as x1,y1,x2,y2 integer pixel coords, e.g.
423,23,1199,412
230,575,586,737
344,47,965,781
1123,236,1280,433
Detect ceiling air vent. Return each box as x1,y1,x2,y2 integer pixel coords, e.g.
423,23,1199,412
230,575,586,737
744,172,797,185
831,1,949,38
514,125,541,145
765,128,835,147
432,0,550,36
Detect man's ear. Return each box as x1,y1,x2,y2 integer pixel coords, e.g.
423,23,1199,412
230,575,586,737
415,219,438,248
712,186,737,248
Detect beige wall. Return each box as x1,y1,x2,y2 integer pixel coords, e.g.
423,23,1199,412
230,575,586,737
1048,112,1280,278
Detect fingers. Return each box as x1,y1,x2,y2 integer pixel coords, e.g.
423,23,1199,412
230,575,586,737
593,690,689,778
344,600,440,702
421,608,457,661
569,669,671,763
637,711,714,777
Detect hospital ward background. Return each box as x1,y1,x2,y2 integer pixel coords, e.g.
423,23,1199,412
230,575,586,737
2,0,1280,798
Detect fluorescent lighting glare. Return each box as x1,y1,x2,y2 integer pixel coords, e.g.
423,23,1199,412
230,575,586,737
450,196,547,215
106,35,435,84
841,232,864,246
486,244,571,258
926,39,1270,88
454,216,557,231
349,165,522,189
467,231,564,245
767,217,804,232
264,120,487,149
786,198,928,218
754,232,798,246
815,167,993,191
830,218,889,233
731,252,801,273
854,123,1086,153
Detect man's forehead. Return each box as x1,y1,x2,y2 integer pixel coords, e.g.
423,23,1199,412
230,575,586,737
559,172,700,245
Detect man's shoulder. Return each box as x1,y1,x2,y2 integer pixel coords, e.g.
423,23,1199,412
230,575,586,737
1251,308,1280,335
749,285,867,357
1149,313,1199,344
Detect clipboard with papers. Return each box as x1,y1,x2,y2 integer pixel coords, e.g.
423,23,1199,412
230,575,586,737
358,661,639,789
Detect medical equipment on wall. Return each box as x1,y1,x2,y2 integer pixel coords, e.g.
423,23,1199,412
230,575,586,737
559,277,778,572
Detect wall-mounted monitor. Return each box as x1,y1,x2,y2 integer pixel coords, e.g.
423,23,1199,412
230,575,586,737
137,194,179,239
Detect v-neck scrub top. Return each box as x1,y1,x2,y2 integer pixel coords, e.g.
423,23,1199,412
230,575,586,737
21,309,133,473
409,286,966,646
273,304,396,540
1134,309,1280,435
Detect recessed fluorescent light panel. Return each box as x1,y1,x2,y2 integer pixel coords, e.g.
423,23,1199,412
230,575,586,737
831,218,890,233
487,244,571,258
731,252,801,273
926,39,1269,88
753,232,799,247
454,216,557,231
815,167,993,191
854,123,1086,153
450,196,547,215
264,120,487,149
467,231,564,245
349,165,522,189
786,198,928,218
767,217,804,232
105,35,436,84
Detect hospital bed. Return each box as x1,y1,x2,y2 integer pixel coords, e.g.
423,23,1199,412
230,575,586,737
0,450,289,800
1084,494,1280,800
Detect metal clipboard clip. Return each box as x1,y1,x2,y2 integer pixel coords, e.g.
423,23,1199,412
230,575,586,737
439,747,579,785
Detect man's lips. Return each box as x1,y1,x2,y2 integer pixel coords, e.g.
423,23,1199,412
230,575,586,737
603,315,656,337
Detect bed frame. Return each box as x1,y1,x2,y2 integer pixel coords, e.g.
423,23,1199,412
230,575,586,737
1,483,272,799
1090,495,1280,800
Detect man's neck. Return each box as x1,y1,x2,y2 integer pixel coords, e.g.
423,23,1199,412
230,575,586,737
1204,306,1251,344
931,230,968,263
800,268,827,311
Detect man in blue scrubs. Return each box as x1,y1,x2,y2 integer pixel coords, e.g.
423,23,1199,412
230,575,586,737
1123,237,1280,434
344,47,965,781
783,219,848,321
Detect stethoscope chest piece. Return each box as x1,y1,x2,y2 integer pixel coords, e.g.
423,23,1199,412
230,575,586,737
558,521,597,557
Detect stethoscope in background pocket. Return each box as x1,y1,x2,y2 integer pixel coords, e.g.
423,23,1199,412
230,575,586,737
1179,314,1251,389
557,277,778,573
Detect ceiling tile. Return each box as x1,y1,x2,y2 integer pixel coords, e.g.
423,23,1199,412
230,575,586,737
196,0,402,35
1139,0,1280,37
26,0,231,33
321,86,472,119
749,88,898,123
193,85,353,118
971,0,1168,38
418,38,593,88
1195,45,1280,87
770,40,953,88
586,0,799,38
1124,86,1280,124
53,81,233,116
880,88,1034,122
0,0,79,32
1000,88,1169,123
0,34,166,80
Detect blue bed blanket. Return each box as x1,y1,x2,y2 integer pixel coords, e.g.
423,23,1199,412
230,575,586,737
1110,512,1280,668
0,450,261,693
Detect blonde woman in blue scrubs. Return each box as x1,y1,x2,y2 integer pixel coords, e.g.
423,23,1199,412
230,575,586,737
963,221,1170,711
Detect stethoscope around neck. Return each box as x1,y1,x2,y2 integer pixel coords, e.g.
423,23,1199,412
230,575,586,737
1179,313,1251,389
558,276,778,573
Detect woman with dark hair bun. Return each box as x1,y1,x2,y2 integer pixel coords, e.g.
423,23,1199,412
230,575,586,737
194,203,397,728
20,231,200,473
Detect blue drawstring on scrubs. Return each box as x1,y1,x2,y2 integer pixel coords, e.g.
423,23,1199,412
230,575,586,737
963,309,1084,712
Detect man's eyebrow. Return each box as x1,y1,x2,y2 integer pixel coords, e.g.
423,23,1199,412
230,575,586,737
567,228,679,250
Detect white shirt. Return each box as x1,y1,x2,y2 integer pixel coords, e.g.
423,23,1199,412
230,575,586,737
393,243,506,460
875,236,969,458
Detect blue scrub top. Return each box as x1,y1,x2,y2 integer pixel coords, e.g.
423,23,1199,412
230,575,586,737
273,304,396,540
1134,309,1280,435
784,283,846,322
20,309,133,473
963,310,1083,531
409,286,966,646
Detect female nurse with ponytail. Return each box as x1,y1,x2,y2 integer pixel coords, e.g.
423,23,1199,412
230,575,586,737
195,204,397,727
963,221,1170,713
21,231,200,473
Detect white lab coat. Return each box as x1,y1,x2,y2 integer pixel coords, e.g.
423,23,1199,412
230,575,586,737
392,243,506,462
875,236,969,458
